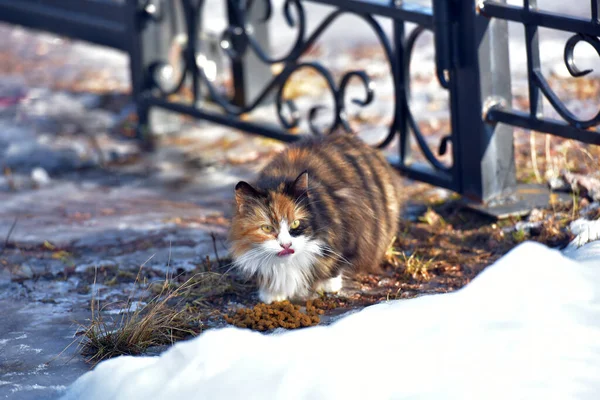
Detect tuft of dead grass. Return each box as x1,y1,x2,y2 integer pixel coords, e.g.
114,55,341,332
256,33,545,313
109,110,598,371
401,252,435,281
76,255,251,367
79,278,202,366
517,131,600,185
384,236,402,267
181,272,251,307
418,208,447,228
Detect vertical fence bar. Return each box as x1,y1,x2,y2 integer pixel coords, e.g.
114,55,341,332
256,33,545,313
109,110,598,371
394,18,409,165
182,0,200,105
450,0,516,202
592,0,599,23
128,0,183,147
525,0,543,118
227,0,273,107
126,0,151,146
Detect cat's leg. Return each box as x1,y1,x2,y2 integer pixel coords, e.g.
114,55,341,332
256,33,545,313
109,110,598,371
314,274,343,294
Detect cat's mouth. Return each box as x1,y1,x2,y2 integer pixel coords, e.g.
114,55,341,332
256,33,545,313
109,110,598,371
277,248,295,257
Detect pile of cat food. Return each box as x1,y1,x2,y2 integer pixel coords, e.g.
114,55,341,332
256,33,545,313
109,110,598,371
224,300,326,331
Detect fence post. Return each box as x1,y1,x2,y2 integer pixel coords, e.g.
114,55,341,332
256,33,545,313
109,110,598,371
227,0,273,107
449,0,516,203
128,0,184,148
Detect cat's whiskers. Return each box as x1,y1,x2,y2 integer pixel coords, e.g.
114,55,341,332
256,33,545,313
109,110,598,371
220,261,238,276
320,245,353,266
233,246,272,277
221,247,265,275
292,190,309,207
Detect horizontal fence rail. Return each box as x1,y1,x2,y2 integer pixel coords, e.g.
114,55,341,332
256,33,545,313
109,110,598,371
0,0,598,206
0,0,131,51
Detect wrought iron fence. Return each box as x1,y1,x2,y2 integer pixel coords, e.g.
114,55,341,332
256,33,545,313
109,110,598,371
480,0,600,144
0,0,598,207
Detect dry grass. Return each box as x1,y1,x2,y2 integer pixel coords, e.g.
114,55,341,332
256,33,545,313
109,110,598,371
384,236,402,267
76,260,250,366
386,237,435,280
180,271,251,308
401,251,436,281
516,132,600,184
79,278,202,366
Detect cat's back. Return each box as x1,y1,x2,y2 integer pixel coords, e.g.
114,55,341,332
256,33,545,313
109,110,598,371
260,133,395,189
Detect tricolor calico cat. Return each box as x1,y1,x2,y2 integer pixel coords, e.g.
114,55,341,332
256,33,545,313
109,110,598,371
229,133,401,303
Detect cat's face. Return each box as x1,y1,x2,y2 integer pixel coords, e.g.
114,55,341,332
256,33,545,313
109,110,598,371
229,172,324,282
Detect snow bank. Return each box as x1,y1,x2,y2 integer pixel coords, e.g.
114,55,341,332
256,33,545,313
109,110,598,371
61,241,600,400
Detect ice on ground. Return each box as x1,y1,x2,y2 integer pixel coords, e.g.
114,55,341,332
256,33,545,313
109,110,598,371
61,241,600,400
105,301,147,315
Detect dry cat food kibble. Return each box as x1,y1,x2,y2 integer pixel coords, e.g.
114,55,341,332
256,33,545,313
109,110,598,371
224,300,326,331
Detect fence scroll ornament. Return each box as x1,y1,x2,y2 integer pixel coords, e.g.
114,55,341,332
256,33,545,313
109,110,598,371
557,33,600,128
145,0,453,178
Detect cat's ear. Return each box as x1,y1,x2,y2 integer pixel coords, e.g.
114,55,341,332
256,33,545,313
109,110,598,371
292,170,309,200
235,181,259,212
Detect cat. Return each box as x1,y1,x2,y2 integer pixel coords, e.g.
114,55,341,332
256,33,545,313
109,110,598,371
229,133,401,304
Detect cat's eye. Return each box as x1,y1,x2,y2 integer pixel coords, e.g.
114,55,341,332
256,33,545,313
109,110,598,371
290,219,300,229
261,225,274,233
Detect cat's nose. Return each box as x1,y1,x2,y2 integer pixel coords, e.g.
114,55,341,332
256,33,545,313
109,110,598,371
280,242,292,249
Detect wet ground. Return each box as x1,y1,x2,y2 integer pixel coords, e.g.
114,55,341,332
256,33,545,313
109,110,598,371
0,301,88,400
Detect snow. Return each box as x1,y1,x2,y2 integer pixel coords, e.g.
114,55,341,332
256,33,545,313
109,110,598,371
61,239,600,400
563,219,600,267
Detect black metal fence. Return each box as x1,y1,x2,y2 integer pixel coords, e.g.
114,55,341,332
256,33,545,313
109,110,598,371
1,0,599,206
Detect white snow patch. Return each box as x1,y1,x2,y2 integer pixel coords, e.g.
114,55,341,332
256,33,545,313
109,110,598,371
563,219,600,267
61,241,600,400
567,219,600,248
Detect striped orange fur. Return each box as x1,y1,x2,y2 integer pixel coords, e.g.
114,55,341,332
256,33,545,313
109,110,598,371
229,133,402,303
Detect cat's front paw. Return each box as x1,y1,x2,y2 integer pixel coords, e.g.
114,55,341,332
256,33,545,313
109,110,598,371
314,275,343,294
258,289,288,304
